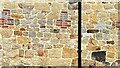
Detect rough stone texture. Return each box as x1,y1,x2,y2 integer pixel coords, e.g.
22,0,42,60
62,47,78,58
49,48,62,58
17,36,31,44
82,1,119,66
0,0,78,66
50,58,71,66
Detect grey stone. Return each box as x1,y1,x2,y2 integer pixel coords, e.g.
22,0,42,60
37,32,43,37
29,31,36,37
95,33,103,40
14,19,20,26
44,33,51,38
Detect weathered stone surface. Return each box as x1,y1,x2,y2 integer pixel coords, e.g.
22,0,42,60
14,31,22,36
5,49,19,58
0,29,13,38
91,51,106,62
25,50,34,58
50,58,71,66
19,49,24,57
72,58,78,66
11,13,24,19
29,31,36,37
17,36,31,44
37,50,44,57
49,48,62,58
82,59,96,66
62,47,77,58
86,45,101,51
34,3,50,11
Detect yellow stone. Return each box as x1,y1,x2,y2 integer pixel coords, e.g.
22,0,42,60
17,36,31,44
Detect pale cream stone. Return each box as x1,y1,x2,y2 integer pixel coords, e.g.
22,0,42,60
50,58,71,66
5,49,19,58
34,3,50,11
49,48,62,58
3,2,17,9
51,2,64,12
82,3,90,10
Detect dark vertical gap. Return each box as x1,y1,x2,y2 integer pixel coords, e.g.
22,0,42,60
78,2,81,67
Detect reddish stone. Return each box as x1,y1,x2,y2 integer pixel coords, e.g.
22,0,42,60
2,26,8,28
38,50,44,56
0,45,2,49
70,34,77,39
116,22,120,28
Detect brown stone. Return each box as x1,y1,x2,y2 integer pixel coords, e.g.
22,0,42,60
86,45,101,51
17,36,31,44
38,50,44,57
14,31,22,36
19,49,24,57
106,41,114,44
20,28,25,31
62,47,78,58
87,29,99,33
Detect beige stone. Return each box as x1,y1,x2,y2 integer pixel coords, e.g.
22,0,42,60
102,45,118,52
0,29,13,38
104,4,114,9
110,13,118,22
62,47,78,58
25,50,34,58
46,11,59,20
32,57,49,66
51,3,64,12
86,45,101,51
5,49,19,58
4,2,17,9
17,36,31,44
50,58,71,66
34,3,50,11
107,52,115,58
91,4,103,12
49,48,62,58
37,13,46,19
19,49,24,57
82,4,90,10
82,59,96,66
89,12,98,24
82,13,88,21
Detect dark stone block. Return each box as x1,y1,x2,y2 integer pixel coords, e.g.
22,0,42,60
92,51,106,62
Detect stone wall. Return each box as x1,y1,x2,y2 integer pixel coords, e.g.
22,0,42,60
82,0,120,66
0,0,78,66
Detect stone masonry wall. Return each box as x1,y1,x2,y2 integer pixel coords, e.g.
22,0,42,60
82,0,120,66
0,0,78,66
